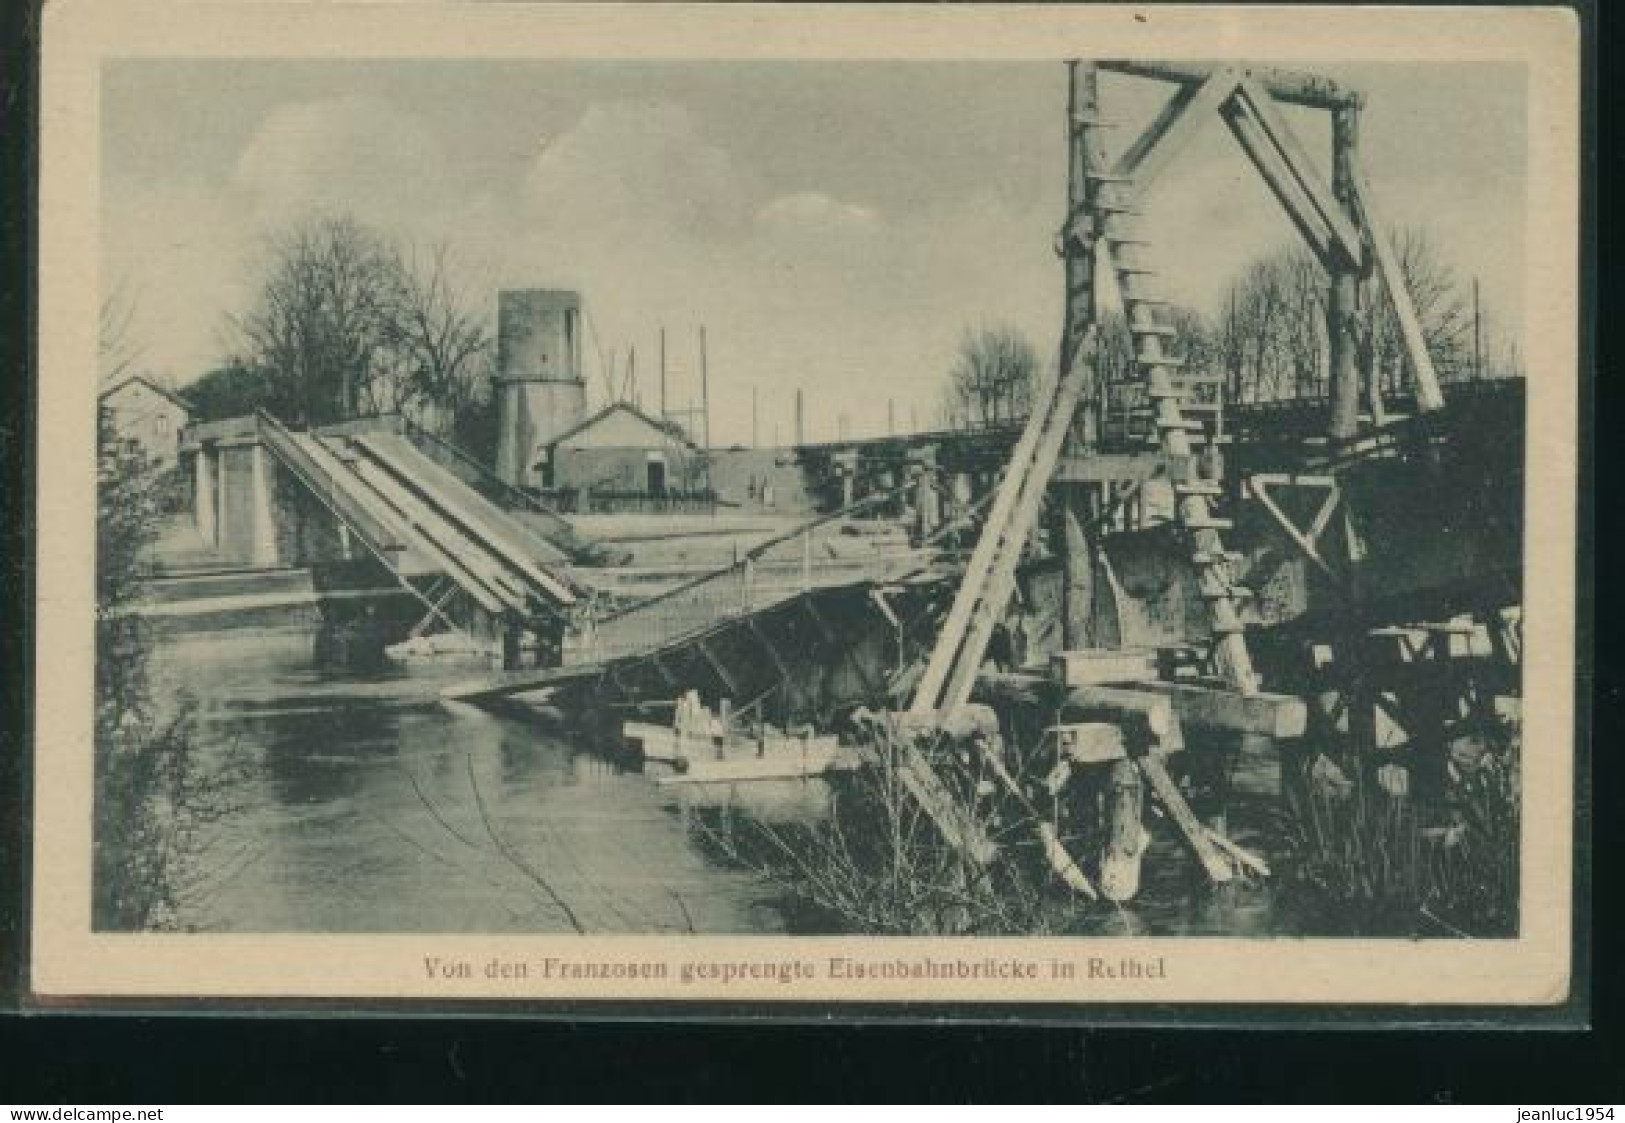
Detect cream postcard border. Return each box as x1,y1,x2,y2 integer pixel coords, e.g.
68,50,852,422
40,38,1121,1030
32,2,1581,1006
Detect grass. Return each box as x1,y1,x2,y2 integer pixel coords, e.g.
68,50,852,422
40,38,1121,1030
1285,714,1520,938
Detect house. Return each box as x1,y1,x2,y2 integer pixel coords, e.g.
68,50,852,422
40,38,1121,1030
547,402,703,504
98,374,192,469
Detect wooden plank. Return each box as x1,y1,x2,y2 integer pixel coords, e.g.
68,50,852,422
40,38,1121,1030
1051,451,1185,483
1127,680,1308,738
1137,752,1233,884
1052,648,1161,687
1050,722,1186,764
910,371,1065,711
935,353,1096,714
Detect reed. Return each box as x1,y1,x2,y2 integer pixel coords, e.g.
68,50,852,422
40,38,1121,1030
1286,716,1520,938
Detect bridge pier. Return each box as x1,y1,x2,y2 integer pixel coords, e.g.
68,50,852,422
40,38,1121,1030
250,443,280,567
183,420,288,568
194,442,217,547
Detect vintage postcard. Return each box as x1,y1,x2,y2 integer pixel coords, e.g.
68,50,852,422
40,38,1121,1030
31,2,1582,1011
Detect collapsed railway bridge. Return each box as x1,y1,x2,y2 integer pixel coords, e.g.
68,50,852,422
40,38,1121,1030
179,59,1526,912
443,59,1526,908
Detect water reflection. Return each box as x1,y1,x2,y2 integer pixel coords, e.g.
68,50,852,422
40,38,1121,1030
147,628,1296,938
150,628,787,934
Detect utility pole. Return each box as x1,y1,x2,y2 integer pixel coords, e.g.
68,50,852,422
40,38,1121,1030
752,386,759,449
659,326,667,419
795,388,804,446
699,326,711,453
1473,277,1483,380
888,398,895,436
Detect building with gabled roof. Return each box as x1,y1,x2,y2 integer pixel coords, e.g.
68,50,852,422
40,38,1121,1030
546,401,704,503
98,374,193,469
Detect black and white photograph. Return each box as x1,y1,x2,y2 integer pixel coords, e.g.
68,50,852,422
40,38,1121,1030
33,2,1580,1007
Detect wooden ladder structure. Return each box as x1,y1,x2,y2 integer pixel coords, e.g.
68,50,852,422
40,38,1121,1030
896,60,1454,886
1092,180,1261,696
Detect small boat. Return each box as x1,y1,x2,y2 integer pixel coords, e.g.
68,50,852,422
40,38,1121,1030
623,692,859,784
386,632,499,665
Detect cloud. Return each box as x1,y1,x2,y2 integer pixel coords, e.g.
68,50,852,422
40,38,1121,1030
755,191,880,238
231,93,450,232
523,102,758,244
105,89,1067,437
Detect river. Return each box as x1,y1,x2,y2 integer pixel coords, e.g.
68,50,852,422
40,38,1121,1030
147,626,1302,937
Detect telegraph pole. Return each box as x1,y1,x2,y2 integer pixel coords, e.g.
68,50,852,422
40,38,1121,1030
699,326,711,453
659,326,668,418
1473,278,1483,380
752,386,759,449
795,388,804,446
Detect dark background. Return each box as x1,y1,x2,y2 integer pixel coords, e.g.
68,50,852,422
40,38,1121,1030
0,0,1613,1103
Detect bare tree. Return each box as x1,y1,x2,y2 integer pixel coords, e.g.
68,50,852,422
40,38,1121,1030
371,241,494,434
1368,226,1473,392
1214,246,1328,404
228,216,499,434
1215,227,1477,406
232,214,400,425
944,324,1041,430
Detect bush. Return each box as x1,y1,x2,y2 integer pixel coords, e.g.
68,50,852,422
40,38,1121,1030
93,412,249,930
690,720,1089,936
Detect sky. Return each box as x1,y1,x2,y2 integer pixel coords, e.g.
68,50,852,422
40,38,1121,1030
101,60,1526,445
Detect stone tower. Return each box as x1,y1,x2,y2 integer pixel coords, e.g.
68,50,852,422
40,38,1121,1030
494,288,588,489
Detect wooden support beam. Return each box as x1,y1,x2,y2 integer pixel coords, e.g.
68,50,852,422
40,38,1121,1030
1051,648,1161,687
855,735,999,867
1137,752,1234,884
1246,474,1349,589
696,639,741,696
1231,80,1364,270
648,651,679,688
799,596,838,645
1064,684,1176,740
1099,758,1147,901
1126,680,1308,738
1099,60,1362,111
1347,167,1447,412
1052,451,1186,483
1050,722,1186,764
746,617,792,680
1113,67,1241,194
1219,91,1338,269
1327,103,1365,440
1060,487,1095,650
